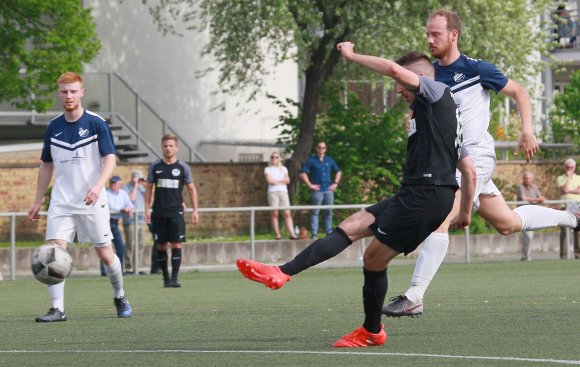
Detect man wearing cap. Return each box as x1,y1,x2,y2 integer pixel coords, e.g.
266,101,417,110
122,170,154,274
106,175,134,274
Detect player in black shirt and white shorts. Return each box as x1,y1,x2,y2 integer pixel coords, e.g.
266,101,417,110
145,134,199,288
237,45,476,348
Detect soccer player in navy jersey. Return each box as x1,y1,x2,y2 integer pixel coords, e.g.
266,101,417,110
145,134,199,288
28,72,132,322
238,47,476,348
383,9,580,318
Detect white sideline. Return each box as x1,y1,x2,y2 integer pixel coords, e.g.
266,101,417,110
1,349,579,365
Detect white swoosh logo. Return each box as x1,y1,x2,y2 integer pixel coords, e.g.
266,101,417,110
377,227,387,235
156,170,163,174
55,132,63,137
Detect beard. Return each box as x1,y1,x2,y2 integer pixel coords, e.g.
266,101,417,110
62,101,80,111
429,38,452,59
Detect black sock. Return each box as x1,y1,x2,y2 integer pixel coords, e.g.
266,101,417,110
171,248,182,281
158,248,169,279
279,227,353,276
362,268,388,334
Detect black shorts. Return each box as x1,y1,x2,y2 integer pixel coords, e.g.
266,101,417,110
366,185,456,255
151,216,186,244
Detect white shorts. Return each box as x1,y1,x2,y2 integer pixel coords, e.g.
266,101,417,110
456,146,501,211
267,191,290,208
46,211,113,247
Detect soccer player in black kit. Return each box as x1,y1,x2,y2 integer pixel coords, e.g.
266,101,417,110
145,134,199,288
237,44,476,348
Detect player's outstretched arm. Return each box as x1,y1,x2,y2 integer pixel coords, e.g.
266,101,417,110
500,79,538,162
336,42,420,90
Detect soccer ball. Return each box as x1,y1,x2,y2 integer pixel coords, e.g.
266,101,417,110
31,244,73,285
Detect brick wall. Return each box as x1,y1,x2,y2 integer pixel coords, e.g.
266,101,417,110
0,148,570,240
0,150,275,240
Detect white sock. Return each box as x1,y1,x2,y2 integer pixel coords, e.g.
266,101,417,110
513,205,577,231
404,233,449,304
104,255,125,299
48,281,65,311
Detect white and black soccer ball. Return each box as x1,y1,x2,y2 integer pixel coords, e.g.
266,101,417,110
31,244,73,285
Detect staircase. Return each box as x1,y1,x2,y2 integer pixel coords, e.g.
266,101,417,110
0,72,206,163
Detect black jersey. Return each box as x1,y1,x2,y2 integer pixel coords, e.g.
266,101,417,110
147,159,193,217
402,76,462,187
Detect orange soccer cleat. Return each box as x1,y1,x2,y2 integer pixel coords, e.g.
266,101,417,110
236,258,291,290
332,325,387,348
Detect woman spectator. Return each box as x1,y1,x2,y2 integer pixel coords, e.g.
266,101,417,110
265,152,298,240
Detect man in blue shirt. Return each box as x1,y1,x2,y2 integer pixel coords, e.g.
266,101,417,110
299,141,342,238
105,175,134,274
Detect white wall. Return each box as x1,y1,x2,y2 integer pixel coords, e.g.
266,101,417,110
83,1,298,160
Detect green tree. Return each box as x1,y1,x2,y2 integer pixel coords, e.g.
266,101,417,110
550,69,580,155
275,83,407,209
0,0,101,112
143,0,553,193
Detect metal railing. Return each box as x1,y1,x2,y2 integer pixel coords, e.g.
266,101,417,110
0,72,206,162
0,200,577,280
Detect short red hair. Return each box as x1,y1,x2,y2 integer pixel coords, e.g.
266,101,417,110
57,72,83,85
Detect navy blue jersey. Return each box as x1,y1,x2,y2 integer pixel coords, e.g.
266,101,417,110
434,54,508,154
41,110,116,214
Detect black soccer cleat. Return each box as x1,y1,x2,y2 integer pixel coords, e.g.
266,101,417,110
35,307,67,322
114,296,133,318
382,295,423,318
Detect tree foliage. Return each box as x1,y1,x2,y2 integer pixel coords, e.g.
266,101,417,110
550,69,580,154
0,0,101,111
274,83,407,207
143,0,554,193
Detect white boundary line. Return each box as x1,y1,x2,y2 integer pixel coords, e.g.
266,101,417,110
1,349,579,365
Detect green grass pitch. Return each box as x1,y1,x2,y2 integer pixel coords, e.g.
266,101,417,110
0,260,579,366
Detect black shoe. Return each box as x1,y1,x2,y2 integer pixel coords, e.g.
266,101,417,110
35,307,67,322
382,295,423,318
168,280,181,288
113,296,133,318
163,276,170,288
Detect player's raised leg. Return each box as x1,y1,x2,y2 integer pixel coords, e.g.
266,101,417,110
478,194,579,235
237,210,374,289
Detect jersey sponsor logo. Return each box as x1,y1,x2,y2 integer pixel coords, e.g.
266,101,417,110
71,151,84,165
453,72,465,83
78,127,89,138
171,168,180,177
157,178,179,189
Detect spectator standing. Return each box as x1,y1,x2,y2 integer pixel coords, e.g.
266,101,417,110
145,134,199,288
517,172,546,261
299,141,342,239
122,170,148,274
105,175,134,274
557,158,580,259
265,152,298,240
